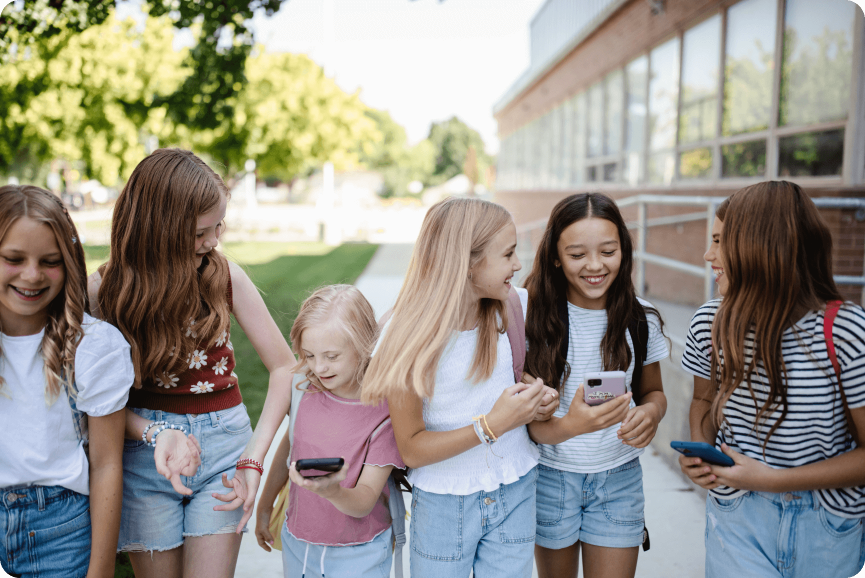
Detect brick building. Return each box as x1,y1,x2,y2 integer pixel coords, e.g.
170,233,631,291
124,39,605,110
494,0,865,306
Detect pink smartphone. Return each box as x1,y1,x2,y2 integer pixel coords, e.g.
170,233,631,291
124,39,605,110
583,371,627,405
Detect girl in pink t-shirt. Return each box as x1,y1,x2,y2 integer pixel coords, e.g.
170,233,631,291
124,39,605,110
255,285,405,578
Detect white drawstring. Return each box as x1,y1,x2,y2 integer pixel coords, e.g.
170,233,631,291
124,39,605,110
301,541,310,578
320,545,328,577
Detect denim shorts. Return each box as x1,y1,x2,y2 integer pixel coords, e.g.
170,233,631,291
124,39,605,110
535,458,645,550
117,403,253,553
281,524,393,578
409,466,538,578
705,490,864,578
0,486,91,578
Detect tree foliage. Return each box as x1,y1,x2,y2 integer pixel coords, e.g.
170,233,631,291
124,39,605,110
427,116,492,187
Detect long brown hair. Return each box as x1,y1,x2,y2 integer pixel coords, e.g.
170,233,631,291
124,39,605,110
710,181,843,444
0,185,88,402
524,192,663,392
97,148,231,388
362,197,512,403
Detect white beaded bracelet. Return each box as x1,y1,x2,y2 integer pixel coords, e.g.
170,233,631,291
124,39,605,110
147,424,189,448
142,421,168,444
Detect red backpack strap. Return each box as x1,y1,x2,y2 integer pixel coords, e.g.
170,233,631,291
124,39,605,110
227,273,234,312
824,300,857,442
506,288,526,383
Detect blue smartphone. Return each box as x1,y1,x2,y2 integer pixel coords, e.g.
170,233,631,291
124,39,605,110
670,441,734,467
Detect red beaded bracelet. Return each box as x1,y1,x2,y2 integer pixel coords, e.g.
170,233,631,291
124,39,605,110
236,464,263,475
236,458,263,470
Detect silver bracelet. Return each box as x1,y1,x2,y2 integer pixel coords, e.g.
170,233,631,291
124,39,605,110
147,423,188,448
142,420,168,444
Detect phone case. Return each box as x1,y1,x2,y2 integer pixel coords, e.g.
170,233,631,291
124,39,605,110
294,458,345,478
583,371,627,405
670,441,735,467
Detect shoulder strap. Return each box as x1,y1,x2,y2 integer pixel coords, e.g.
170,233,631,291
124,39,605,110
287,373,307,449
505,288,526,383
388,476,407,578
628,303,649,405
227,273,233,312
824,300,857,443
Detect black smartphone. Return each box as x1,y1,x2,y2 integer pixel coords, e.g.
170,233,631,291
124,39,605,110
670,441,735,467
294,458,345,478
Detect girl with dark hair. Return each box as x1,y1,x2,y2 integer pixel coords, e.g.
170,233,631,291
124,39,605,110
679,181,865,577
90,149,297,578
525,192,669,578
0,185,132,577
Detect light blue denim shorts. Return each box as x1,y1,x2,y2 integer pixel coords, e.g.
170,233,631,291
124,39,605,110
536,458,645,549
409,466,538,578
117,403,253,553
281,524,393,578
705,490,864,578
0,485,91,578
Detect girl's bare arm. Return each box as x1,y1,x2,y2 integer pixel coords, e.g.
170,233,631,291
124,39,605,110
85,409,125,578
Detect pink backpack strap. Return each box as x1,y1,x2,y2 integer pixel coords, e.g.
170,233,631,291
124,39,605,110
823,300,857,442
506,288,526,383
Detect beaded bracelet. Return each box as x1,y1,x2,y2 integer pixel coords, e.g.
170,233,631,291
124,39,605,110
147,424,188,448
481,414,498,442
142,421,168,444
471,416,493,445
236,464,264,475
236,458,264,475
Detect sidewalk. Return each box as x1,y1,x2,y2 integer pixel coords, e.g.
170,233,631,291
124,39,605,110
234,243,707,578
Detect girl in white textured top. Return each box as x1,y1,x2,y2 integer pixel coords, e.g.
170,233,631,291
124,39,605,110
363,197,558,577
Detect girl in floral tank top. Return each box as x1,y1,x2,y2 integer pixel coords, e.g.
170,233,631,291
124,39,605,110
90,148,297,578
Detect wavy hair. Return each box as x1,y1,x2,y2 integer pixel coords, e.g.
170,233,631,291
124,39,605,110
97,148,231,388
0,185,88,402
363,197,513,403
709,181,843,446
524,192,663,392
289,285,378,393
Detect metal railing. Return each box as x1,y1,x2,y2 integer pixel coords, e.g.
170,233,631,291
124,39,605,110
515,194,865,304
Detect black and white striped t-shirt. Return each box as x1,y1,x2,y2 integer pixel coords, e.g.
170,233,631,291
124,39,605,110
681,298,865,518
538,298,669,473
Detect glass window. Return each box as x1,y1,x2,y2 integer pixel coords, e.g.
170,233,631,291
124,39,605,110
779,0,856,126
723,0,776,136
586,165,598,183
680,15,720,145
550,109,562,188
648,151,676,185
624,55,648,185
561,99,573,189
778,129,844,177
603,163,617,182
588,82,604,158
679,148,713,179
605,70,624,156
571,93,586,186
648,37,680,153
721,140,766,178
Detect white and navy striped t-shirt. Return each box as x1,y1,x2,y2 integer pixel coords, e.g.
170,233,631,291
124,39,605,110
681,298,865,518
538,298,669,473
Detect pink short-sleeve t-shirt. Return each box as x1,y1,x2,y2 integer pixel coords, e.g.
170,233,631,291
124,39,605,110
286,387,405,546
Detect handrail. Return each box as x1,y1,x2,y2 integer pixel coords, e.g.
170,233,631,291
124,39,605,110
513,194,865,304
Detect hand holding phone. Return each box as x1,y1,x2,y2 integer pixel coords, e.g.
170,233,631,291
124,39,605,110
294,458,345,478
583,371,627,405
671,441,735,467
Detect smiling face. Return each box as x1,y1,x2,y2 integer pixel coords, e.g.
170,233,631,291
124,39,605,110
468,221,521,303
301,319,362,399
194,193,228,267
704,216,727,296
0,217,66,336
556,217,621,310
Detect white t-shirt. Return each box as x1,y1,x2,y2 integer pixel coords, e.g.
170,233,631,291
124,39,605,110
682,299,865,518
538,298,669,473
0,313,133,495
374,287,539,495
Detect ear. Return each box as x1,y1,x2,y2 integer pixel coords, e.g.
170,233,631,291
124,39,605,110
554,260,561,268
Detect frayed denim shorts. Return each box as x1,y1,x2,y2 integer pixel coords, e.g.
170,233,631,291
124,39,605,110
535,458,645,550
0,485,90,578
705,489,864,578
117,403,253,553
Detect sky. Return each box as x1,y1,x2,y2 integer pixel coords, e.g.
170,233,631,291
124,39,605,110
249,0,547,153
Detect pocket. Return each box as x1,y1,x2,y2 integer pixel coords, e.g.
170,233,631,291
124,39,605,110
819,507,863,538
708,493,746,513
600,462,645,526
217,404,252,435
536,465,565,527
410,488,463,561
499,471,537,543
39,501,91,542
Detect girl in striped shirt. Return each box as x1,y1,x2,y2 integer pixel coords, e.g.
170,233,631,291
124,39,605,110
680,181,865,578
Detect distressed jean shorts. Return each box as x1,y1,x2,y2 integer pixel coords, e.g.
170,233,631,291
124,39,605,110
535,458,645,550
705,490,865,578
117,403,253,553
0,485,91,578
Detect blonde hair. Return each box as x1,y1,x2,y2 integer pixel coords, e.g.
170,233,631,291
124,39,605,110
97,148,232,388
0,185,88,402
289,285,378,392
362,197,513,404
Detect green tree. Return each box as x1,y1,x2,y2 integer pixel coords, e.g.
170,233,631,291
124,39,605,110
427,116,491,187
359,109,436,197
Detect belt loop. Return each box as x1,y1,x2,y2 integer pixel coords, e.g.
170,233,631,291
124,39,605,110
36,487,45,511
812,490,820,510
210,411,219,427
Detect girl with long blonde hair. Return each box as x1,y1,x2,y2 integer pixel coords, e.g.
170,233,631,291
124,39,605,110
255,285,405,577
679,181,865,577
0,185,132,578
90,148,296,578
363,196,558,577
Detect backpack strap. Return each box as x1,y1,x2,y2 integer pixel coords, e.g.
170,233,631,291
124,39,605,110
628,304,649,405
387,476,407,578
824,300,858,443
287,373,307,450
505,288,526,383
